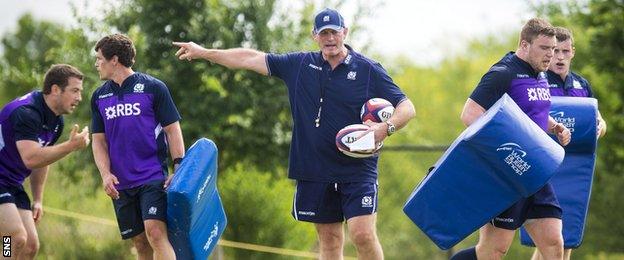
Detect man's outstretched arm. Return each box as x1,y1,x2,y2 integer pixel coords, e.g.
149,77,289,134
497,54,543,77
173,42,269,75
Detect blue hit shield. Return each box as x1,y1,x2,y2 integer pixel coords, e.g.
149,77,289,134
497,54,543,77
167,138,227,259
520,97,598,248
403,94,565,250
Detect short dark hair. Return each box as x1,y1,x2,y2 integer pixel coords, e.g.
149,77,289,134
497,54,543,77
43,64,84,94
94,34,136,67
519,18,556,44
554,26,574,45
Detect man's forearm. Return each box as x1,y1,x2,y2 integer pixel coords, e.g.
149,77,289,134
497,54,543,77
388,99,416,130
202,48,268,75
30,166,49,203
17,140,77,169
164,122,185,168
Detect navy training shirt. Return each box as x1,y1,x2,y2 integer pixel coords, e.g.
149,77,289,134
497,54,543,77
0,91,63,186
266,45,407,183
547,70,593,97
91,72,181,190
470,52,552,131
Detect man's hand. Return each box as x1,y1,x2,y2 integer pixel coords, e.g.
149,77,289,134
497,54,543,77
32,201,43,223
69,124,90,150
173,41,205,61
164,174,174,190
102,173,120,200
553,123,571,146
363,121,389,148
597,118,607,138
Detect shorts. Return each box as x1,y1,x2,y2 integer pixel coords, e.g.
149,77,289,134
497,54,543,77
112,180,168,239
0,184,31,210
491,182,562,230
292,180,378,223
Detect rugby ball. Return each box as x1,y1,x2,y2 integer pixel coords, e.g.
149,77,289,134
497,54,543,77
360,98,394,123
335,124,382,158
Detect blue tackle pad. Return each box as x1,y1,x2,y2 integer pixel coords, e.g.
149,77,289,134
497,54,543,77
167,138,227,259
403,94,565,250
521,97,598,248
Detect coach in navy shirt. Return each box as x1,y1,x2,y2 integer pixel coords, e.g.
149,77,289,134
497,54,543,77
1,64,89,258
173,8,415,259
91,34,184,259
453,19,571,260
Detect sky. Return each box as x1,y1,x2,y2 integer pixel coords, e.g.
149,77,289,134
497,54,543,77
0,0,544,65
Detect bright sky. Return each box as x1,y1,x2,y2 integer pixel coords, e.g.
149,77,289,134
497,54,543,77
0,0,545,65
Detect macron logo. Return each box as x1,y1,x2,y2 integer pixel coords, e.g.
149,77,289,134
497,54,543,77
308,64,322,71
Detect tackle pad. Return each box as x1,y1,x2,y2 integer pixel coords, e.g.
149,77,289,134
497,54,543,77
521,97,598,248
403,94,565,250
167,138,227,259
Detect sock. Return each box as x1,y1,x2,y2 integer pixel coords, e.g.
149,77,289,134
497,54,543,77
450,247,477,260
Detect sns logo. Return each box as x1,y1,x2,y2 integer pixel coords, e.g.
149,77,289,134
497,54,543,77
496,143,531,175
104,103,141,120
527,88,550,101
549,111,576,133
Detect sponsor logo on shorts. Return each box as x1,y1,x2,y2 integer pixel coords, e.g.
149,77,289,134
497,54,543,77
0,193,11,198
497,143,531,175
361,196,373,208
121,229,133,235
148,206,157,215
298,211,316,216
550,111,576,133
495,217,514,223
203,222,219,251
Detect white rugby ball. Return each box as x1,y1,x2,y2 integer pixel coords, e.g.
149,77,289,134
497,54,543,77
360,98,394,123
335,124,383,158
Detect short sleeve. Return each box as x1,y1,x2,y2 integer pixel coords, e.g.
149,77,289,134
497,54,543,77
469,65,512,110
266,52,306,84
153,80,181,127
91,90,105,133
370,62,407,106
10,107,42,142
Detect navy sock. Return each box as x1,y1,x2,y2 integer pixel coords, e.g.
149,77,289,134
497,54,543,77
450,247,477,260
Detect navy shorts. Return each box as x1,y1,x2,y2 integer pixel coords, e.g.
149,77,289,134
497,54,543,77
292,180,378,223
112,180,168,239
491,182,562,230
0,184,31,210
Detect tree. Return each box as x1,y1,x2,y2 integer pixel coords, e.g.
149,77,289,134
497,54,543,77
535,0,624,256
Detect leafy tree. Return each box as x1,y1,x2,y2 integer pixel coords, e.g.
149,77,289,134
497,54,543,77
534,0,624,256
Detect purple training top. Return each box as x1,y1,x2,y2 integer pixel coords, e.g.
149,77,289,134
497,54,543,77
547,70,593,97
91,73,180,190
470,52,551,131
0,91,63,187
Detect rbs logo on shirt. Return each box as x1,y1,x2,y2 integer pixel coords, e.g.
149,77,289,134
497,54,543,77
105,103,141,120
527,88,550,102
